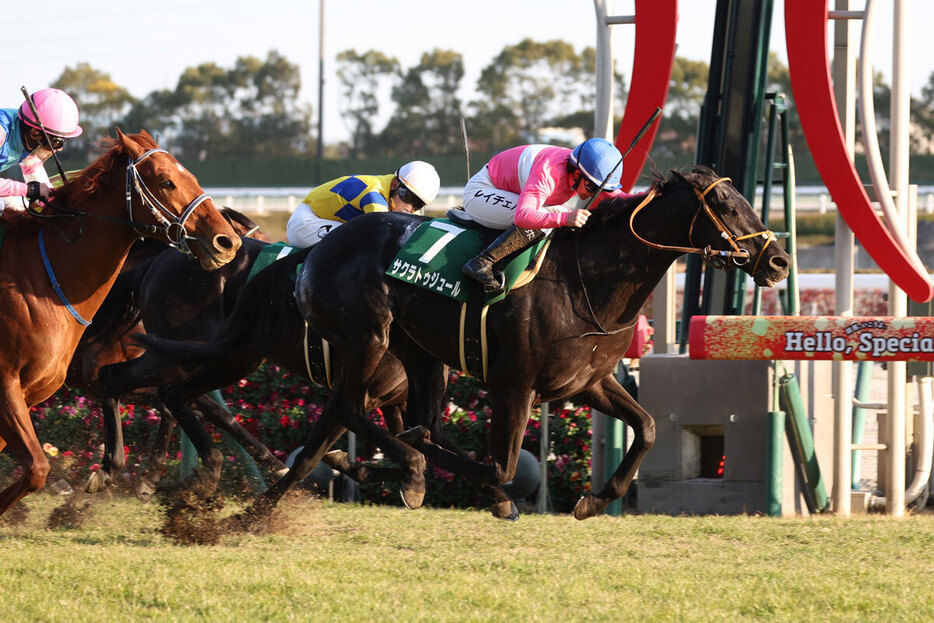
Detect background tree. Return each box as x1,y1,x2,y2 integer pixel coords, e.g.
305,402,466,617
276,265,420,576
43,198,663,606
51,63,136,160
378,49,465,156
335,49,400,157
471,39,594,150
650,56,709,159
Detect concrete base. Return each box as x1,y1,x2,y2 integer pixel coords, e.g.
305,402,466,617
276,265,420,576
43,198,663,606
636,354,835,516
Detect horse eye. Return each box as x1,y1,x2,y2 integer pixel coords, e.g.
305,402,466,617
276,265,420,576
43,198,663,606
160,180,176,191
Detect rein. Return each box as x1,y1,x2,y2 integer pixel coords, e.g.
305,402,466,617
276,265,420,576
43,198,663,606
571,175,777,338
38,230,91,326
36,147,215,326
628,176,777,274
30,148,212,258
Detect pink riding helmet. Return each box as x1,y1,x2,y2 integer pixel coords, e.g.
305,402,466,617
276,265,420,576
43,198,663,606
18,88,83,138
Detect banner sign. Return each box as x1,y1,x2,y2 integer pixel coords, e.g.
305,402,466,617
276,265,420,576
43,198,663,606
689,315,934,361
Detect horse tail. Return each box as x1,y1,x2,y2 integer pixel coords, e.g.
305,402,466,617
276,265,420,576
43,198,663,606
134,246,313,366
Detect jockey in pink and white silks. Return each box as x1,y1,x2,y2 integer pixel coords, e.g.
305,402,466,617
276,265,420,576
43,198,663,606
461,137,632,294
0,88,82,210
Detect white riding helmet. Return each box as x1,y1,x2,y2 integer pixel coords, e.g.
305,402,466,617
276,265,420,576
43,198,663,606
396,161,440,207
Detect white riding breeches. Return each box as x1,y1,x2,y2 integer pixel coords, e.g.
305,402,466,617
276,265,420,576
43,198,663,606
462,165,569,234
286,203,342,247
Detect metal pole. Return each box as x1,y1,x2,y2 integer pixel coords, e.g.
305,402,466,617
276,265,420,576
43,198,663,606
592,0,615,141
831,0,858,516
315,0,325,184
535,403,551,513
886,0,911,517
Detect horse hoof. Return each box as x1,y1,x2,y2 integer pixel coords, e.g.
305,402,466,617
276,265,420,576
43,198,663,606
572,493,604,521
396,426,429,448
490,500,520,522
85,470,110,494
136,478,157,503
323,450,349,470
400,484,426,510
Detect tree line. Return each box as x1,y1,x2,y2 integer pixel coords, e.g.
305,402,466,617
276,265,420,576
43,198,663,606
42,41,934,169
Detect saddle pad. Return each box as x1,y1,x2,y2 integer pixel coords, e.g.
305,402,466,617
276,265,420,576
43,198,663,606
246,241,301,283
386,218,549,304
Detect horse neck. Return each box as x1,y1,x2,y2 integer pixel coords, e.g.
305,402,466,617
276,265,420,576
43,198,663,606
567,190,695,325
43,183,142,313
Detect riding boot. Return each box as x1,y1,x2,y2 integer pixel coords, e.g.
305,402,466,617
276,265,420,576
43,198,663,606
462,225,546,294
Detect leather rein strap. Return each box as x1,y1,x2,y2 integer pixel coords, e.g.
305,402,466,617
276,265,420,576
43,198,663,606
628,176,777,274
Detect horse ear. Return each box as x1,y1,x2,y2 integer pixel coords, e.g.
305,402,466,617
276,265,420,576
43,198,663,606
115,127,145,160
138,129,158,147
670,169,691,185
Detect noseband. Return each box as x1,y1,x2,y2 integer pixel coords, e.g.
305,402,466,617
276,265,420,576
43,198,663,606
126,148,212,258
628,176,777,275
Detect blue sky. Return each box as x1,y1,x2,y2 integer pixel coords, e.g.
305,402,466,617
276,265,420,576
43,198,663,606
2,1,931,144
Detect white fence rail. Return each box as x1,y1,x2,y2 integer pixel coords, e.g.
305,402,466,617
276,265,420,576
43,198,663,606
208,185,934,216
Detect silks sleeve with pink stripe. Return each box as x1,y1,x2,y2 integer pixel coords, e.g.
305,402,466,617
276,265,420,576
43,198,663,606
513,150,575,229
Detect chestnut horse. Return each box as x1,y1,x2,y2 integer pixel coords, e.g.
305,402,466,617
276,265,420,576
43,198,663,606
237,165,791,523
0,129,241,518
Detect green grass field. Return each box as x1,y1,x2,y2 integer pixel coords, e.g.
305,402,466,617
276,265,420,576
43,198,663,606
2,493,934,622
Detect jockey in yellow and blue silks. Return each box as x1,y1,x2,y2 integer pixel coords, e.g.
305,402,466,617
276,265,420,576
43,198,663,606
286,160,440,247
0,88,82,208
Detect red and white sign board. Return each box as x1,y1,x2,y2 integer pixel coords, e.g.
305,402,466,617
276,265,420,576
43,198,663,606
689,315,934,361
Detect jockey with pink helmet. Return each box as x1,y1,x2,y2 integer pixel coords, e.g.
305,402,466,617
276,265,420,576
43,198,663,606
0,88,82,206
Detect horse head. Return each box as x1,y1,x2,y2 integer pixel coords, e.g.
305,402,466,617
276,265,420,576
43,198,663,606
669,166,791,287
114,129,241,270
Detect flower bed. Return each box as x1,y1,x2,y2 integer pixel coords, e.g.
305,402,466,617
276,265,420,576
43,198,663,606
2,367,593,512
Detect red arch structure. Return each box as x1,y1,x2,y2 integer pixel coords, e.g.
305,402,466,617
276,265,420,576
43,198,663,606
785,0,934,302
615,0,678,192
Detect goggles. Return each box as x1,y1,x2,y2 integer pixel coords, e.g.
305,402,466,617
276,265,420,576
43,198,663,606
396,184,425,210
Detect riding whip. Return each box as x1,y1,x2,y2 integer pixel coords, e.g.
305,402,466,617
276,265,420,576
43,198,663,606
581,106,663,212
20,86,70,187
460,117,471,183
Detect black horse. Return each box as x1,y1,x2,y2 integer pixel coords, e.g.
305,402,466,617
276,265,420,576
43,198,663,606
236,166,791,522
92,236,424,500
85,235,287,495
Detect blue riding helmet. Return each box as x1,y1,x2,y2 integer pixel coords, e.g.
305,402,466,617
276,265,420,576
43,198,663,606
569,137,623,191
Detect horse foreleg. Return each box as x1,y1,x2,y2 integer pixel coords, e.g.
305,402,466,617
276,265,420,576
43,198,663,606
92,355,176,493
0,384,50,518
569,374,655,521
135,402,175,502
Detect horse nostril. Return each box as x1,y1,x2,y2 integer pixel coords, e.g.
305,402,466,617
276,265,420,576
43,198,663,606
214,235,235,252
770,256,790,270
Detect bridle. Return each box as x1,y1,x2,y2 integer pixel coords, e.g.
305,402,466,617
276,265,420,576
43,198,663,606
628,176,777,275
125,148,212,258
29,147,213,259
571,174,777,338
35,147,214,326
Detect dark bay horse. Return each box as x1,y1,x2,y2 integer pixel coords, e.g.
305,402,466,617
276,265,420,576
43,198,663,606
94,237,420,500
240,165,791,522
0,129,241,518
66,208,267,392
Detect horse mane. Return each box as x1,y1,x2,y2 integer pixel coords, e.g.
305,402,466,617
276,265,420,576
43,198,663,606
59,131,159,206
571,164,719,234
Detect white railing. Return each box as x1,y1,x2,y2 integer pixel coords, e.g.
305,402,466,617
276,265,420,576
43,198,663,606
206,185,934,216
